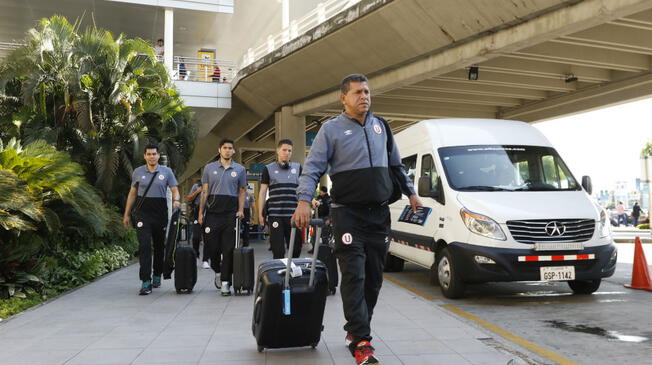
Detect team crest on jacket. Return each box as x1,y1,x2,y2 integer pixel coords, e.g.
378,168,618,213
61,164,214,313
158,174,165,180
291,168,297,174
231,171,237,177
373,124,383,134
342,233,353,245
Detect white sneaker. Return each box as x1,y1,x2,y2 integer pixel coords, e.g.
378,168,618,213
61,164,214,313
214,273,221,289
202,261,210,269
221,281,231,296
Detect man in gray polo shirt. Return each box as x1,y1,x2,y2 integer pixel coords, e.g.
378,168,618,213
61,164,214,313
123,144,181,295
198,138,247,296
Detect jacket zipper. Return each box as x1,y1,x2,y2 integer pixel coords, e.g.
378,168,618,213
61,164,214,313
362,127,373,167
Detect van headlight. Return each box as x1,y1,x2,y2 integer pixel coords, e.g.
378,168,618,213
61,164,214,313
599,210,610,238
460,208,506,241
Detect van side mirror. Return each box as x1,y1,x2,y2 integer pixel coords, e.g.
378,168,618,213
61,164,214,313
581,176,592,195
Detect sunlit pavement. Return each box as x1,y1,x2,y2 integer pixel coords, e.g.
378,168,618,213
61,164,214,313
0,240,526,365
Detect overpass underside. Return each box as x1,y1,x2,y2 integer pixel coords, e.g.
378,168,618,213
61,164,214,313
183,0,652,180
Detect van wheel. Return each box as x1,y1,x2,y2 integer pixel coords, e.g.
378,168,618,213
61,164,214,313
384,254,405,272
568,279,601,294
436,248,465,298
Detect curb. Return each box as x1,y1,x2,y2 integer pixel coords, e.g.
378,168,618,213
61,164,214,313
0,261,137,325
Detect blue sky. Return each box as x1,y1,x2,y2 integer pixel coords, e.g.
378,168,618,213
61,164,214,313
534,98,652,194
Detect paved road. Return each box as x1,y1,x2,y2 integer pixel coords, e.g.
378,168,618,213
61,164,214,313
385,243,652,365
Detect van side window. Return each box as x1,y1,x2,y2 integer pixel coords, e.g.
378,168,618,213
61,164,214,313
421,154,439,188
402,155,417,184
541,155,570,189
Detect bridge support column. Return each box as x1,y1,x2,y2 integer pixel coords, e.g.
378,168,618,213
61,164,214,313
275,106,305,165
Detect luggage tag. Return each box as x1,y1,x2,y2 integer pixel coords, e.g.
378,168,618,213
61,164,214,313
283,289,291,315
278,259,303,278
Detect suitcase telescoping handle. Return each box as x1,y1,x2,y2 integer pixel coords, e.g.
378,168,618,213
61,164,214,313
283,219,323,315
235,217,241,249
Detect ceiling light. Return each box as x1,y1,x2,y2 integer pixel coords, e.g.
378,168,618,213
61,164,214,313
564,73,578,83
468,66,479,81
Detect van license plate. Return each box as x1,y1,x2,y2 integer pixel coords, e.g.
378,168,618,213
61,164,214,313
540,266,575,281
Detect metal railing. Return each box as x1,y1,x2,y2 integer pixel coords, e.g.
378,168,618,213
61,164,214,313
0,42,21,59
158,55,237,83
240,0,360,68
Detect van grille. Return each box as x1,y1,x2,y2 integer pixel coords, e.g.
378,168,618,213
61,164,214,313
506,219,595,244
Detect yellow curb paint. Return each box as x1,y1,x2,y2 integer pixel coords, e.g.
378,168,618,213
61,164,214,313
441,304,579,365
384,274,579,365
383,275,441,301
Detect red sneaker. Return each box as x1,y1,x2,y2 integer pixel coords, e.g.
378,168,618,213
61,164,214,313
353,341,379,365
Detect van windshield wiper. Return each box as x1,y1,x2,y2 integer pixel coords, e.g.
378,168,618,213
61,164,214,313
457,185,510,191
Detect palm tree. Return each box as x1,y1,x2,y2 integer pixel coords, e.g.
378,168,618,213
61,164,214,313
0,16,196,204
0,138,115,298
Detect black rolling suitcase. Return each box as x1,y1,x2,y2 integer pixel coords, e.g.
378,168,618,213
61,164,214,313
163,209,197,294
317,233,338,295
233,218,255,295
252,219,329,352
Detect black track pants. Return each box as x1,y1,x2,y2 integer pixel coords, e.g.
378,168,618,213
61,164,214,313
331,205,390,349
136,218,167,282
269,216,301,259
204,212,236,283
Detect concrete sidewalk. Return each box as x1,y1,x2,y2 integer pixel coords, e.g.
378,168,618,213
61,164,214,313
0,241,519,365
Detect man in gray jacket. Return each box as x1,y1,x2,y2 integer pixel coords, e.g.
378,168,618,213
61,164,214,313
293,74,421,365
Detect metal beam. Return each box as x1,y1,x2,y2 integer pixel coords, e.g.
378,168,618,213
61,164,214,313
559,22,652,54
411,79,548,100
498,71,652,122
512,41,650,72
237,136,276,152
435,70,577,92
374,90,521,107
365,100,497,120
480,56,611,83
292,0,652,116
247,117,275,142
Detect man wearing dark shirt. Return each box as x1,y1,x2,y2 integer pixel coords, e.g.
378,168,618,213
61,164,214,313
258,139,302,259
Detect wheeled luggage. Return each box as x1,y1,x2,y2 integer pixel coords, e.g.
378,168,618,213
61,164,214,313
163,209,197,293
317,235,338,295
252,219,328,352
233,218,255,295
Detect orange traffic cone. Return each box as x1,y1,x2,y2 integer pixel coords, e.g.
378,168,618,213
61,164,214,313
624,236,652,291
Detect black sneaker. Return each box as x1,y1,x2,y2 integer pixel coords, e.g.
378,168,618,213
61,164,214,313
139,282,152,295
152,276,161,288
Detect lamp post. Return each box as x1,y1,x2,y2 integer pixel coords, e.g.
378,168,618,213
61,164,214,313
641,152,652,234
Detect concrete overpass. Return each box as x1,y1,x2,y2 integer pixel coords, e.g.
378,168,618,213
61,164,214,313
183,0,652,182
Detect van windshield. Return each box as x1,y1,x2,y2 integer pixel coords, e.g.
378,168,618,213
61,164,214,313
438,145,581,192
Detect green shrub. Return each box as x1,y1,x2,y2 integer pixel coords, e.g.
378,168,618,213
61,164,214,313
41,245,130,292
0,293,44,319
637,223,650,230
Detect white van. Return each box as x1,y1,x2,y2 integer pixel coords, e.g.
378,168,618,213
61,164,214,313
386,119,617,298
